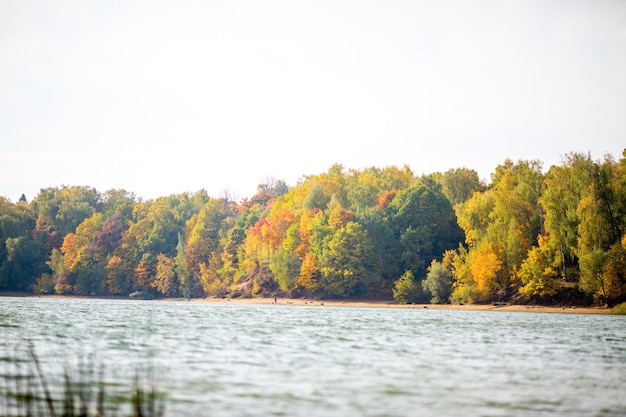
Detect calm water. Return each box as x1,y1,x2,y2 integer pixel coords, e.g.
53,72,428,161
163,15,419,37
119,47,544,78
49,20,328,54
1,297,626,417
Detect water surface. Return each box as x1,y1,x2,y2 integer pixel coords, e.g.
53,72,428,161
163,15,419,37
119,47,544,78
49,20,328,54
2,297,625,416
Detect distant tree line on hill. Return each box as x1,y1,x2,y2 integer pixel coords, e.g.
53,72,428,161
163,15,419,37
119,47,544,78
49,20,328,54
1,150,625,306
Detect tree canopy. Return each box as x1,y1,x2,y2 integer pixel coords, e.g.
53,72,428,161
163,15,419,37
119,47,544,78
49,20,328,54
2,150,626,306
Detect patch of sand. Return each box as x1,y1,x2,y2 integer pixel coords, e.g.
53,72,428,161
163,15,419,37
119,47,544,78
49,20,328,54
1,292,611,314
191,296,611,314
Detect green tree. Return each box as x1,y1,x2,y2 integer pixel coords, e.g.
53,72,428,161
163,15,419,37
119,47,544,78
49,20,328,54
72,245,106,295
2,236,45,291
185,198,234,290
357,206,401,286
539,155,592,282
269,247,301,293
541,152,626,303
579,248,609,304
603,241,626,303
386,182,463,278
199,253,228,297
454,191,495,246
175,233,191,298
437,168,485,206
452,159,543,302
489,159,543,282
0,197,42,291
32,186,101,237
423,257,454,304
392,270,421,304
344,167,384,214
101,189,136,219
318,222,380,298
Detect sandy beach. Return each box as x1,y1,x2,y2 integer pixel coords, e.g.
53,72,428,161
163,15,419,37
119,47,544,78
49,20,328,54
189,296,612,315
1,292,612,314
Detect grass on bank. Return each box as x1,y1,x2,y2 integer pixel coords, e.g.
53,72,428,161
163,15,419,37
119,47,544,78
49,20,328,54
612,302,626,315
1,346,165,417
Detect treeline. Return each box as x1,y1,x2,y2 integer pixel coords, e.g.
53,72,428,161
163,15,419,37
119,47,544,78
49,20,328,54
1,151,625,305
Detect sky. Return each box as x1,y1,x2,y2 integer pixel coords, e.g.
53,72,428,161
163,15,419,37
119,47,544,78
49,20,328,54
1,0,625,202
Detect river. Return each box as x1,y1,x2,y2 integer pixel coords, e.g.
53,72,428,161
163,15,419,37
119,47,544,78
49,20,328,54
1,297,625,416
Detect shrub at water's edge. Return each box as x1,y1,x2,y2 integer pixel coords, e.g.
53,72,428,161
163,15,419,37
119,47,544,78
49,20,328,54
392,270,423,304
612,302,626,315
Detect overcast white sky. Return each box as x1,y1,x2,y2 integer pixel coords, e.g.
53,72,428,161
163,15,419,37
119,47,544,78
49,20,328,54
1,0,625,202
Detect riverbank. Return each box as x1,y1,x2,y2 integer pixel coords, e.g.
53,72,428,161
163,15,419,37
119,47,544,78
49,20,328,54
191,296,612,314
0,292,612,314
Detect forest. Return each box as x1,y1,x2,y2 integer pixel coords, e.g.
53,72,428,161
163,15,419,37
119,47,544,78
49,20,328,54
1,150,625,306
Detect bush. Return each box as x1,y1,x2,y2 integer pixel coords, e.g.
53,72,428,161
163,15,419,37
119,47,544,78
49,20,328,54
392,270,422,304
423,260,454,304
612,302,626,315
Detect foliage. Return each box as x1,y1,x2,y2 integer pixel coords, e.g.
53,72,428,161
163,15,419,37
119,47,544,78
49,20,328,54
386,181,464,279
434,167,486,206
451,159,544,302
612,302,626,315
153,253,177,297
269,247,301,292
450,242,503,304
518,236,560,298
392,270,421,304
423,256,455,303
318,221,380,298
2,151,626,305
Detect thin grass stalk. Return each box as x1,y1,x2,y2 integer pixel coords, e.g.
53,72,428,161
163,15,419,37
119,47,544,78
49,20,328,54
1,356,6,417
146,369,154,417
3,346,166,417
25,356,36,417
13,357,24,417
131,367,165,417
14,355,26,417
133,373,143,417
78,355,91,417
96,365,105,417
27,346,57,417
64,368,74,417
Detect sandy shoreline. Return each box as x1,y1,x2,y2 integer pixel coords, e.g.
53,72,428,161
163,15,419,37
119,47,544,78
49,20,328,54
189,296,612,314
1,292,612,315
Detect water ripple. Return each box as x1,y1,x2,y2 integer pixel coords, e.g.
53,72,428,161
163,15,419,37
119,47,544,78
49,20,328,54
1,298,626,416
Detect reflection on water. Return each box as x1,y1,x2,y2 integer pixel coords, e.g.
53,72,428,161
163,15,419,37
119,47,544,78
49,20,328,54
2,297,626,416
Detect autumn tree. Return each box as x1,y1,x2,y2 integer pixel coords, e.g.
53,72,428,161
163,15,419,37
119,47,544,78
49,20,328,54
104,255,131,295
537,157,589,282
185,198,235,293
153,253,177,297
452,159,543,302
602,240,626,302
539,152,626,304
53,213,107,295
518,236,560,299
